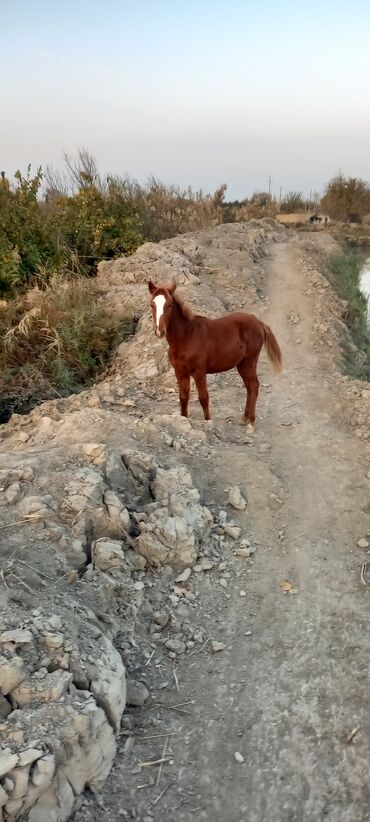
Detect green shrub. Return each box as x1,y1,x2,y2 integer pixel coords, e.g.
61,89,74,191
325,249,370,379
0,151,227,293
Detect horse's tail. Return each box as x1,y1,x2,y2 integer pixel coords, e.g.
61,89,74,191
262,322,283,373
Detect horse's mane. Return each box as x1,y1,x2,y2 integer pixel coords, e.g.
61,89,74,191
173,293,194,320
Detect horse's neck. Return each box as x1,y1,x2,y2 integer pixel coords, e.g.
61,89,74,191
166,299,191,345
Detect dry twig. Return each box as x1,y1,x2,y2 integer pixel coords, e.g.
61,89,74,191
156,735,170,786
138,757,171,769
148,783,170,810
346,725,360,744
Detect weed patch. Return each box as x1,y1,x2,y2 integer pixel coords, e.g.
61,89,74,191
325,248,370,380
0,275,135,422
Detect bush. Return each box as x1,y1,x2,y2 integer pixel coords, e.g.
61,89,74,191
280,191,306,214
0,151,227,294
223,192,279,221
0,275,134,421
325,249,370,379
321,175,370,222
103,176,227,242
0,167,56,292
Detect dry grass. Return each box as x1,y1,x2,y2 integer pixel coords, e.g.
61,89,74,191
108,176,227,242
0,274,134,421
275,212,308,225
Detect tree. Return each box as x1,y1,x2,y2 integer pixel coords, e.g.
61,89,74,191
280,191,305,214
321,174,370,221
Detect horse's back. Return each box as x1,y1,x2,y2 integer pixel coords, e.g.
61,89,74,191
209,311,264,340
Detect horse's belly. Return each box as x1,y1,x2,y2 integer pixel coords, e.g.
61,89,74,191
207,361,235,374
206,344,244,374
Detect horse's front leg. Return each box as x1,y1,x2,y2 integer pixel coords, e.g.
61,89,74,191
194,371,211,420
175,371,190,417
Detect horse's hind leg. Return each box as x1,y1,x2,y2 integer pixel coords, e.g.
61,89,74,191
194,371,211,420
237,356,259,429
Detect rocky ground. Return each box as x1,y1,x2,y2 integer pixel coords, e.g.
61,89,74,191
1,220,370,822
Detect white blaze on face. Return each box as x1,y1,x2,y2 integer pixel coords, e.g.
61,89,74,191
153,294,166,334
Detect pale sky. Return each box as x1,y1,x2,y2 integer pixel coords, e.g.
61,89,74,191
2,0,370,199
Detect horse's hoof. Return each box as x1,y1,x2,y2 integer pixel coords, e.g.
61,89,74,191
246,422,255,433
205,419,214,428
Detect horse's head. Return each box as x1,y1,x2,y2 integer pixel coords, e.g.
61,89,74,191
148,280,177,337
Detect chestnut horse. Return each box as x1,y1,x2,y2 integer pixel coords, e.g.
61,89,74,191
148,280,282,429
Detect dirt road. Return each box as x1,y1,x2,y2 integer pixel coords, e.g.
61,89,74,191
70,234,370,821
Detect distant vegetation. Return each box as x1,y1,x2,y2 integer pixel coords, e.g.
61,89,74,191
222,190,318,222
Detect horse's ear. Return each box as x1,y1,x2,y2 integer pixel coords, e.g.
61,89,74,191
148,279,156,294
168,281,177,295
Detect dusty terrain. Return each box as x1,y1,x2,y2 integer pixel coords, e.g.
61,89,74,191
1,220,370,822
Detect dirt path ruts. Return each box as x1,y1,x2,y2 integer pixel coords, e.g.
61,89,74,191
75,237,370,822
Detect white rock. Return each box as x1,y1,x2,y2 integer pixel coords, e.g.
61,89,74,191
176,568,191,583
165,639,186,655
11,670,72,707
125,549,146,571
32,754,56,787
46,615,63,631
126,679,150,707
92,539,125,572
8,765,30,799
0,465,34,487
0,750,19,779
235,547,251,558
0,654,26,694
0,629,33,646
65,468,104,512
211,641,225,653
138,464,213,569
5,797,24,816
4,482,21,504
18,749,43,768
357,538,369,549
90,638,126,734
44,632,64,650
103,490,130,529
81,442,106,465
194,558,214,572
224,525,242,540
19,495,58,518
234,751,245,763
228,486,247,510
0,784,8,807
